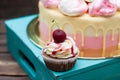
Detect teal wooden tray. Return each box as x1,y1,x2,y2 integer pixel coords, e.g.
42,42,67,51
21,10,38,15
5,15,120,80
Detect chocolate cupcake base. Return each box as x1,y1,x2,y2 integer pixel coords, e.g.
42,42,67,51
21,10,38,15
42,52,78,72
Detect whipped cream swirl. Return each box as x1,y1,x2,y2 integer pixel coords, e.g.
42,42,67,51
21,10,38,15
89,0,117,16
41,0,120,17
43,36,79,58
58,0,88,16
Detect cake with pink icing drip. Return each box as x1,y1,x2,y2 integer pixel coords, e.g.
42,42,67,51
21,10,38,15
39,0,120,58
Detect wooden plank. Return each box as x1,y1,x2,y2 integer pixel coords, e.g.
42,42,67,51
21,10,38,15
0,32,8,53
0,34,6,45
0,20,6,34
0,61,27,76
0,53,27,76
0,76,30,80
0,12,30,79
0,45,8,53
0,7,38,19
0,0,38,19
0,53,14,61
0,0,38,7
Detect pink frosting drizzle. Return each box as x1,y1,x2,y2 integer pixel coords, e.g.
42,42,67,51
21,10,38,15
44,36,78,58
89,0,117,16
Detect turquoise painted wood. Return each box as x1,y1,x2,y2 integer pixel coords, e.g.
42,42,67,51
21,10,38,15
5,15,120,80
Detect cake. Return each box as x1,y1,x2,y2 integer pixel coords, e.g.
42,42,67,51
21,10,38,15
39,0,120,58
42,29,79,72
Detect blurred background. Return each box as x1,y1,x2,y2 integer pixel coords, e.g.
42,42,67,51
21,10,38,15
0,0,38,80
0,0,39,19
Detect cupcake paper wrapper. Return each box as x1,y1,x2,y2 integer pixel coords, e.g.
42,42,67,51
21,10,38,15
42,53,79,72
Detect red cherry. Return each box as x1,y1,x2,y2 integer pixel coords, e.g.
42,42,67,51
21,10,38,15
53,29,66,43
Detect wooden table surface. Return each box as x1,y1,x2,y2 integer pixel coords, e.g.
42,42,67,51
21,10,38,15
0,20,30,80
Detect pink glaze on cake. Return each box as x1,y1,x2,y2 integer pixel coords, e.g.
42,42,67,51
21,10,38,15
40,20,49,42
76,34,118,49
39,20,119,49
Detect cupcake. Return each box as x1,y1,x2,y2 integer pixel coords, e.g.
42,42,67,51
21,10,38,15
42,29,79,72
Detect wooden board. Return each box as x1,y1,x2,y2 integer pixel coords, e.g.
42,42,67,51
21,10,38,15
0,20,30,80
0,0,38,19
0,76,29,80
